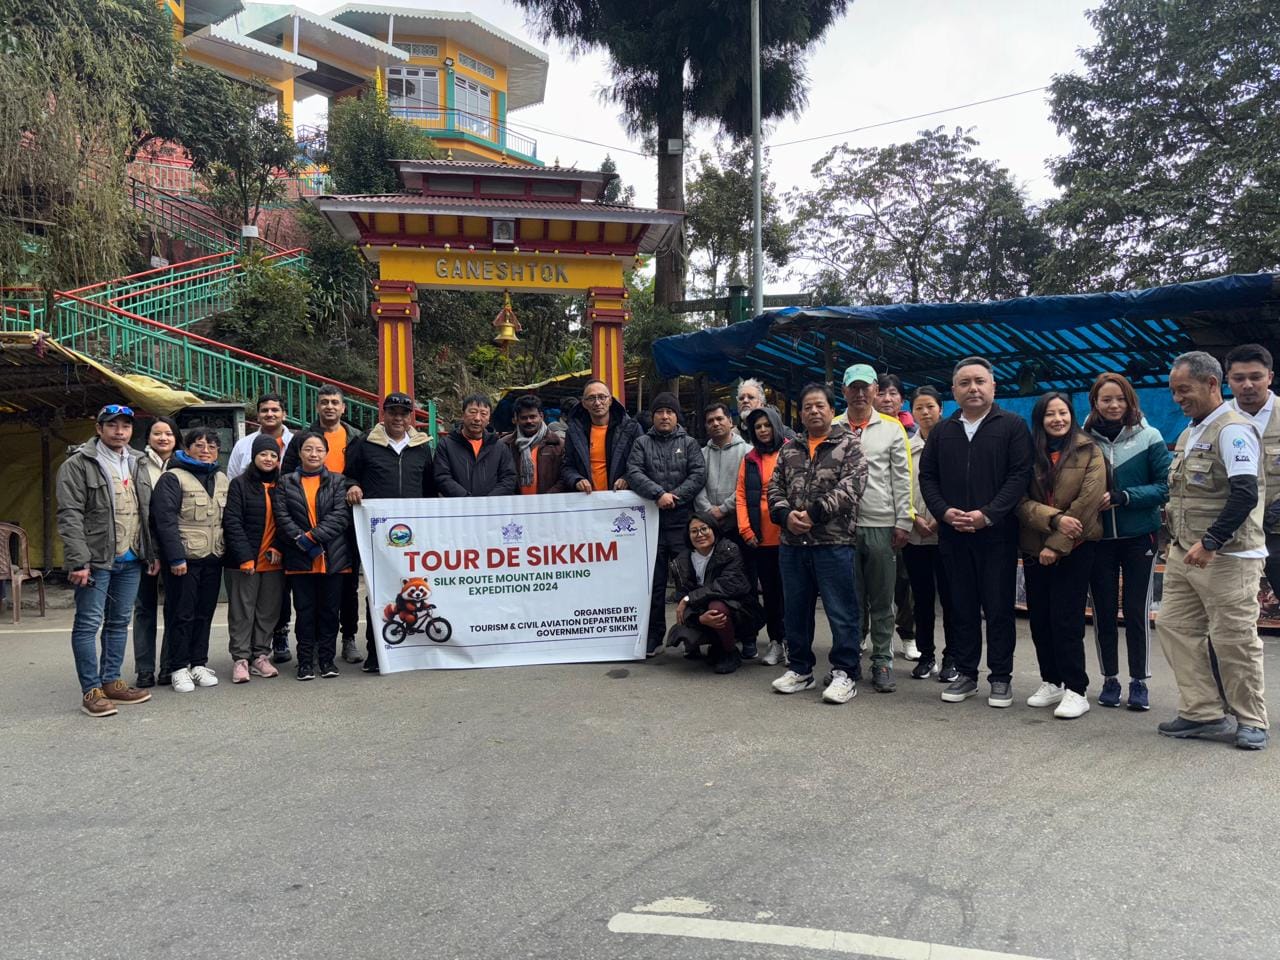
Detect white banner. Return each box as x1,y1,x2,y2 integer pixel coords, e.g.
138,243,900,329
354,492,658,672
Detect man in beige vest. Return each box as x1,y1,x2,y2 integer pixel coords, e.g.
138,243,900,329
56,404,158,717
1159,351,1269,750
1224,343,1280,599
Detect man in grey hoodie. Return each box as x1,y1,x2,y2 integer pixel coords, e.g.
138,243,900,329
56,404,159,717
696,402,753,652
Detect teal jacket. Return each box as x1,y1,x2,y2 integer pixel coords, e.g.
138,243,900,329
1086,420,1171,539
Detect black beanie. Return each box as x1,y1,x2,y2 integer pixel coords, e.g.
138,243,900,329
251,432,280,458
650,392,679,416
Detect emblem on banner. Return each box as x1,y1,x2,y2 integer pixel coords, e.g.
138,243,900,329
502,521,525,544
387,522,414,547
611,513,638,534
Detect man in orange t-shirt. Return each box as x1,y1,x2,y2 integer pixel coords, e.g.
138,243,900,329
561,379,644,495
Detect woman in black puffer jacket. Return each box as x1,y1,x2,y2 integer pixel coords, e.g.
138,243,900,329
272,432,351,681
665,512,763,674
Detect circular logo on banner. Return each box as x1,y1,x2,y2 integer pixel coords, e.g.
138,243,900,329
387,523,414,547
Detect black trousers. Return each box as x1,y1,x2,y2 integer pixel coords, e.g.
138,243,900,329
1024,542,1095,695
745,543,785,646
274,578,292,637
902,543,954,663
1264,534,1280,620
132,568,171,676
648,524,687,651
938,532,1018,683
292,573,343,668
340,570,359,639
1088,533,1157,680
162,556,222,670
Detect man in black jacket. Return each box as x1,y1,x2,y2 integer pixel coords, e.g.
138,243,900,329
919,356,1033,708
281,384,365,663
561,379,643,493
626,392,707,656
434,394,517,498
344,392,436,671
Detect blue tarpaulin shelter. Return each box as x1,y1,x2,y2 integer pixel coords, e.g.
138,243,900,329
651,273,1279,438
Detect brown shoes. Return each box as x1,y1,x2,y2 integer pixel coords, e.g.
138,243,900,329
101,679,152,705
81,688,118,717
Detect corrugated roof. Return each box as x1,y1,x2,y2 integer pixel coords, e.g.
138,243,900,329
315,193,676,217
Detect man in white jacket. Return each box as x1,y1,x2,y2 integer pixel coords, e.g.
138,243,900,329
834,364,914,693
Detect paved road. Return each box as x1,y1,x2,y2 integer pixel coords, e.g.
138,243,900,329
2,603,1276,960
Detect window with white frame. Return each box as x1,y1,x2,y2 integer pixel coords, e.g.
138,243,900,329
396,42,439,59
457,51,496,79
386,67,440,120
454,76,492,138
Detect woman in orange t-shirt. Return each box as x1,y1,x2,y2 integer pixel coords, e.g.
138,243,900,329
736,407,789,666
273,432,352,681
223,433,284,683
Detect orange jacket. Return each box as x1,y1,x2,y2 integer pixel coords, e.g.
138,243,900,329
737,448,782,547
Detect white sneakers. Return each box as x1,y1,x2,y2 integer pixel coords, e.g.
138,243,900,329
1027,682,1065,708
189,665,219,687
901,640,921,661
761,641,786,666
1054,690,1090,719
771,670,816,694
822,670,857,704
171,666,218,692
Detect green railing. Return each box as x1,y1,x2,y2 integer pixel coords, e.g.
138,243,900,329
127,160,334,204
129,179,239,253
49,292,432,434
0,287,47,331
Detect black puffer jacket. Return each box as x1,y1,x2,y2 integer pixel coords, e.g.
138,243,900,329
223,462,279,568
671,536,763,631
151,452,227,564
344,424,435,499
271,467,352,572
433,428,517,497
626,425,707,527
561,397,644,491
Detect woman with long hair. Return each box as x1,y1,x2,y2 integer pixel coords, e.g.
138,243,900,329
902,386,958,682
150,427,227,693
735,406,788,665
1083,373,1171,711
133,415,178,687
273,431,352,681
1016,393,1106,719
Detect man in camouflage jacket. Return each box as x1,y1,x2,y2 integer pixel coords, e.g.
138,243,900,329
766,383,868,703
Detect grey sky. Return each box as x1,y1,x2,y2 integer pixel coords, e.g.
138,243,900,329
296,0,1101,284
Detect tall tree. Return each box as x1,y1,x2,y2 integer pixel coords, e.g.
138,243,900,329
599,154,636,205
512,0,849,306
1044,0,1280,289
790,127,1050,304
686,143,791,299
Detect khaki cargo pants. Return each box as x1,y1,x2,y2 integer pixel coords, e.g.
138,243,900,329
1157,544,1268,729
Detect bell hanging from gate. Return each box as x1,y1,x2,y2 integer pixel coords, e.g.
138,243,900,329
493,290,521,353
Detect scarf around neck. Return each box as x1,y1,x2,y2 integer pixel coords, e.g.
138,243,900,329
515,422,548,487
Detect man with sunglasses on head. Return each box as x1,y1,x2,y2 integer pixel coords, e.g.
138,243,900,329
56,404,159,717
561,379,644,495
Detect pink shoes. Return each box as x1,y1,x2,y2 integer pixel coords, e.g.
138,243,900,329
232,659,250,683
250,655,279,679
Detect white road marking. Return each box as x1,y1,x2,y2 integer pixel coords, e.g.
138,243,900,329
633,897,715,915
607,913,1055,960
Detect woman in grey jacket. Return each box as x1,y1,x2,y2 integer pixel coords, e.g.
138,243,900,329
1083,373,1172,712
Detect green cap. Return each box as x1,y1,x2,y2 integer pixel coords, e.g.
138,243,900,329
842,363,878,386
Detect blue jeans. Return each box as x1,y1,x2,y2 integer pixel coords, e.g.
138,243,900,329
779,543,861,678
70,559,143,693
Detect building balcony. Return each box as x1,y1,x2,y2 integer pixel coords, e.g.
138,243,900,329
387,106,541,166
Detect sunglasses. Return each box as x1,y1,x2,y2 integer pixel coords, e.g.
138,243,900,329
98,404,134,419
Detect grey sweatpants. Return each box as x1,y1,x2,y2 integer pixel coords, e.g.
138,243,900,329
225,569,285,662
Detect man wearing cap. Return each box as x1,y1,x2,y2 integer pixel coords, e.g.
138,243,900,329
56,404,159,716
344,392,436,672
833,363,914,692
282,384,364,663
627,393,708,656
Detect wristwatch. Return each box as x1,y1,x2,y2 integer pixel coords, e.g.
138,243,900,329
1200,534,1223,552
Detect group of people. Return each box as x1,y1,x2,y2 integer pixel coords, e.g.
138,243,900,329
57,348,1272,751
